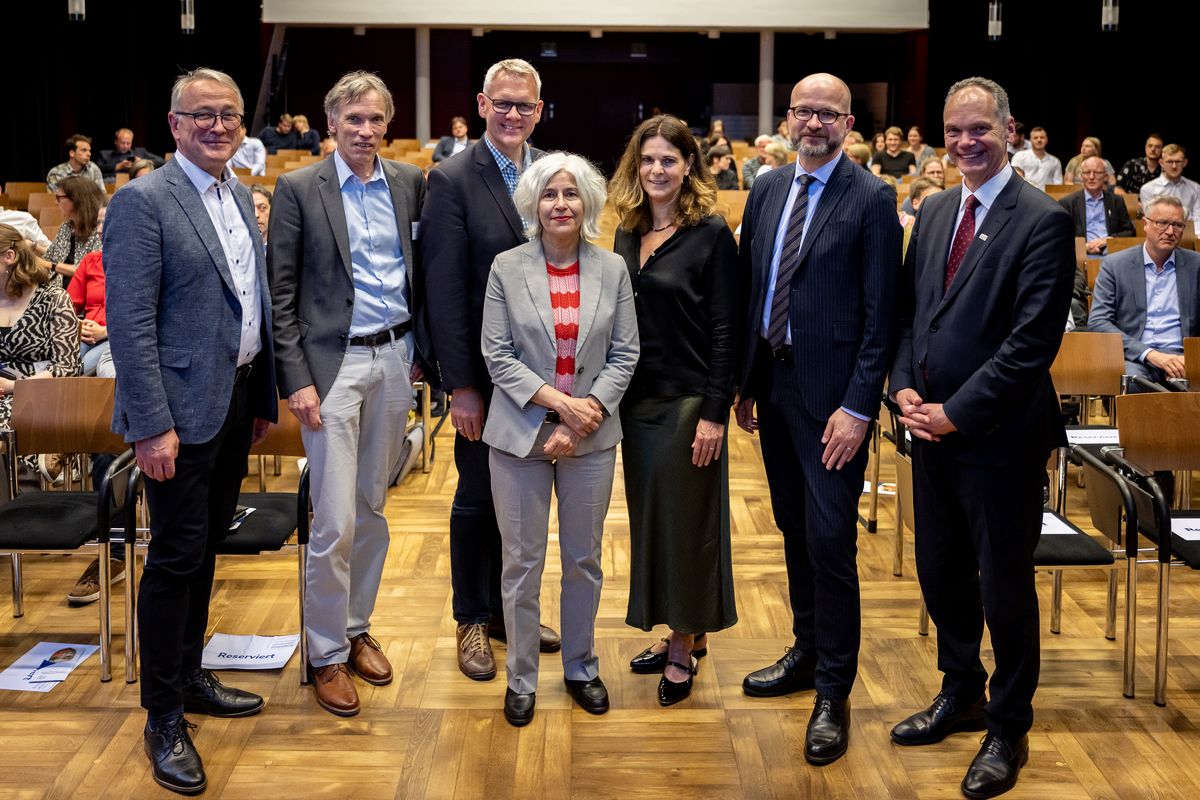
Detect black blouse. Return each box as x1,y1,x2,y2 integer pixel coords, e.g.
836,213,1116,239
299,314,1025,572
613,214,739,422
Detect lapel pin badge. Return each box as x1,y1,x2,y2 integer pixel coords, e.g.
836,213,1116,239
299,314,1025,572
979,233,989,241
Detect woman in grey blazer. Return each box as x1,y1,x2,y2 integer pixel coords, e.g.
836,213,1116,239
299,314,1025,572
481,152,640,727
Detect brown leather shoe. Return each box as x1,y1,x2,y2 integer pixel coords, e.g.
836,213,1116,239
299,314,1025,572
456,622,496,681
349,633,393,686
309,663,360,716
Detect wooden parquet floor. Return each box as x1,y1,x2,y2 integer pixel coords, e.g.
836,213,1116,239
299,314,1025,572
3,421,1200,799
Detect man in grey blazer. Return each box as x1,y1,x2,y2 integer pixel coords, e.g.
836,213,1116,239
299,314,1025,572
269,72,426,717
1090,194,1199,381
105,68,277,795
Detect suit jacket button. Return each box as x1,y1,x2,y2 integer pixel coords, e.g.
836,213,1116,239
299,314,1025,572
918,359,925,369
577,366,584,374
929,323,939,332
346,298,353,306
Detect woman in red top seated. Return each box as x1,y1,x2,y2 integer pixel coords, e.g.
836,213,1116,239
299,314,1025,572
480,152,639,726
64,208,111,376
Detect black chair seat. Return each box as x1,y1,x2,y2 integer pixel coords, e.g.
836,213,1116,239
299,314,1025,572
0,492,101,550
217,493,298,554
1035,513,1116,567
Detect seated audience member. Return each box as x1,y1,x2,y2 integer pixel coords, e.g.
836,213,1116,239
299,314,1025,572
482,152,638,727
1010,126,1063,190
259,113,300,154
899,176,943,257
772,118,794,151
871,126,917,178
292,114,321,155
707,145,740,190
95,128,164,178
754,143,788,179
845,143,872,169
250,184,271,248
231,123,267,175
127,159,156,180
905,126,935,164
1089,195,1199,381
707,119,725,139
1060,156,1136,255
918,156,945,183
66,250,110,376
46,134,106,193
433,116,472,163
1064,137,1116,186
1007,120,1031,159
1116,134,1163,195
871,131,886,155
45,176,105,290
0,208,52,256
742,135,773,189
1139,144,1200,221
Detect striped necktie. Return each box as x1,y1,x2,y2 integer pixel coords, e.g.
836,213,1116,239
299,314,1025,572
766,174,813,350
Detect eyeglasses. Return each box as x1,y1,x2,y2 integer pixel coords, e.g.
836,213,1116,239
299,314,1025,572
174,111,245,130
1145,217,1186,232
1162,159,1186,166
787,106,850,124
1079,170,1106,177
482,94,538,116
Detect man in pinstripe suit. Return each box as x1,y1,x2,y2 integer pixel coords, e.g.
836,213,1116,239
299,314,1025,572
735,72,900,766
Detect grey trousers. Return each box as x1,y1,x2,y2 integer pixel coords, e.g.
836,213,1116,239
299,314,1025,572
489,425,617,693
302,335,412,666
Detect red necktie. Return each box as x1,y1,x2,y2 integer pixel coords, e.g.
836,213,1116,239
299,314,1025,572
944,194,979,292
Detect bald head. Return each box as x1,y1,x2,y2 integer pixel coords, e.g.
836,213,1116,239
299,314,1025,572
793,73,852,113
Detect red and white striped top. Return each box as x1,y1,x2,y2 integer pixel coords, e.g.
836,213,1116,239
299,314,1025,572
547,261,580,395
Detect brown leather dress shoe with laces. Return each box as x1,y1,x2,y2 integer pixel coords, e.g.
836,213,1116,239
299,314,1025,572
309,663,360,716
456,622,496,680
349,632,393,685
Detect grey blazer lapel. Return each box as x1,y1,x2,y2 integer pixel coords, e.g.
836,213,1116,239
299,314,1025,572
521,243,558,346
317,158,354,281
475,145,526,241
574,241,603,355
165,165,237,295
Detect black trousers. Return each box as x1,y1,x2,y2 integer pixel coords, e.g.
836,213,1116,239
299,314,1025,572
910,439,1044,741
138,381,252,715
449,431,503,625
756,360,869,700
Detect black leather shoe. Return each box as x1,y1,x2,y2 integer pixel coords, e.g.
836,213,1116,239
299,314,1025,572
144,717,206,795
961,733,1028,799
564,676,609,714
891,692,987,746
504,688,536,727
805,695,850,765
742,645,816,697
657,657,698,706
488,616,562,653
629,635,708,674
181,668,265,718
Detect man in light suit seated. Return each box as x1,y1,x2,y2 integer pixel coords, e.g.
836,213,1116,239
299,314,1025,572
1089,195,1199,382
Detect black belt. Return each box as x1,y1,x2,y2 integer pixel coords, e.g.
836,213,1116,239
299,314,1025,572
348,320,412,347
233,363,253,384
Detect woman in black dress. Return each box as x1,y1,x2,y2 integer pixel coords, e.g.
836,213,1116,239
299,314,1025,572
608,115,738,706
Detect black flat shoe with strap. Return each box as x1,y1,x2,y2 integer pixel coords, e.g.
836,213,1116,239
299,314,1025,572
630,634,708,674
657,656,699,706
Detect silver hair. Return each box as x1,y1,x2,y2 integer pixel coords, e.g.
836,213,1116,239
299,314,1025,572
483,58,542,98
754,134,773,147
170,68,243,113
324,71,395,127
513,152,607,242
1146,193,1187,219
945,77,1011,125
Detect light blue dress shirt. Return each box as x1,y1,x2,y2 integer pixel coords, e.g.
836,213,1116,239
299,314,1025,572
1084,191,1107,243
333,150,410,337
1140,245,1182,360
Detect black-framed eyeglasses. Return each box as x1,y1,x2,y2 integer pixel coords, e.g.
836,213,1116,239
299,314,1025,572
1146,217,1186,232
787,106,850,124
174,111,244,130
482,94,539,116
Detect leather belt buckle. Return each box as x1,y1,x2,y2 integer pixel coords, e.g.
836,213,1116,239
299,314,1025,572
349,320,413,347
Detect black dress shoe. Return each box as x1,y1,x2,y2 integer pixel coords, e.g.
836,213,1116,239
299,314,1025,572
742,645,816,697
181,668,265,718
144,717,206,795
488,616,562,653
629,635,708,674
657,657,698,707
564,676,609,714
805,695,850,765
891,692,987,746
504,687,537,727
961,733,1028,799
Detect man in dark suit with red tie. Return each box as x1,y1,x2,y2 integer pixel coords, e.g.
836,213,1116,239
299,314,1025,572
735,72,900,765
888,77,1074,799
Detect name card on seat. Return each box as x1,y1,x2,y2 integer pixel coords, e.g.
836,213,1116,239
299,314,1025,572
1066,428,1119,445
1042,512,1079,535
1171,519,1200,541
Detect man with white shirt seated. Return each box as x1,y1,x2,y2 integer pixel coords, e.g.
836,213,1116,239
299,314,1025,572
1139,144,1200,222
1010,127,1062,191
0,208,52,255
230,123,266,176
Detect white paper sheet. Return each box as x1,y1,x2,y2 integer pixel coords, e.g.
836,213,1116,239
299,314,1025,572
0,642,99,693
1171,519,1200,541
1066,428,1119,445
201,633,300,670
1041,512,1079,535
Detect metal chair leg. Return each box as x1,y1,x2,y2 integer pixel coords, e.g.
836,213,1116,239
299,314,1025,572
1105,566,1117,641
98,544,112,682
918,597,929,636
1050,570,1063,634
1154,561,1169,707
421,382,432,474
10,554,22,618
125,538,138,683
298,542,309,685
1055,447,1068,514
1123,550,1137,698
257,455,266,492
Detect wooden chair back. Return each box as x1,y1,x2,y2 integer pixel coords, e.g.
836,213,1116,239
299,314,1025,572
1185,338,1200,388
1074,237,1087,270
1086,259,1102,294
1045,184,1076,200
1116,392,1200,471
716,190,749,234
1119,192,1138,220
1105,237,1144,254
2,182,47,211
10,378,127,455
27,193,57,217
39,206,64,228
1050,332,1125,397
249,400,306,458
274,149,310,159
